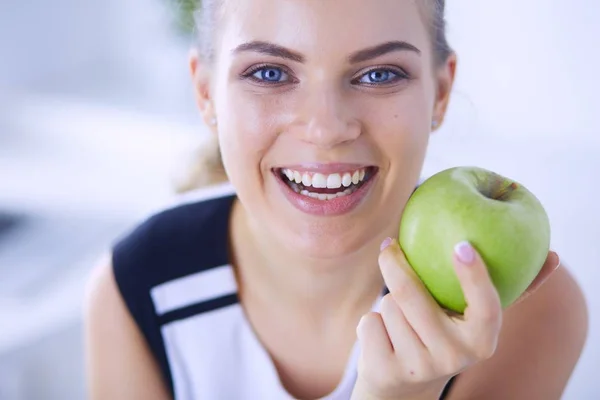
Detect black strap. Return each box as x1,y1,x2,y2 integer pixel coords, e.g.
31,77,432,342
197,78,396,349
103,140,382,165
440,375,457,399
111,194,236,397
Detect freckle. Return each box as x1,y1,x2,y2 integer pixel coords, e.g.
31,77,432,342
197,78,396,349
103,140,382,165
394,114,399,119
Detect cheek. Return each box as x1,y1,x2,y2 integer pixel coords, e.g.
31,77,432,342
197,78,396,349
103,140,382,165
366,87,432,162
214,85,294,186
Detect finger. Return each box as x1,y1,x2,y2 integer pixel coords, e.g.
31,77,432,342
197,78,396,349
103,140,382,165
452,241,502,347
356,312,395,369
525,251,560,293
379,294,428,364
513,251,560,306
379,238,449,349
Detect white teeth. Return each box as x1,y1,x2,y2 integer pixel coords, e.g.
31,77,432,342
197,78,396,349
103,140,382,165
301,173,312,186
281,168,366,189
298,187,354,199
326,173,342,189
342,173,352,187
312,173,327,188
283,167,371,194
285,169,294,181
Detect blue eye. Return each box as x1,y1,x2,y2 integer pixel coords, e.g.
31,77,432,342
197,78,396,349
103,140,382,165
252,67,288,82
357,69,403,85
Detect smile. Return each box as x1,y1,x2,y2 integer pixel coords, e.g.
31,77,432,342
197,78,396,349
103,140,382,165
278,167,376,199
273,165,379,216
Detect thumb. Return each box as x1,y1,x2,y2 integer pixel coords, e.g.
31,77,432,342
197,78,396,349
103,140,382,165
452,241,502,320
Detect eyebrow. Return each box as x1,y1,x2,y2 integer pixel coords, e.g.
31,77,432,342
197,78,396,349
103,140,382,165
348,41,421,63
233,41,305,63
232,40,420,64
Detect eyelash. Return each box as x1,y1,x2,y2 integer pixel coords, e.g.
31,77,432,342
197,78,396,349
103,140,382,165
240,64,410,87
241,63,296,86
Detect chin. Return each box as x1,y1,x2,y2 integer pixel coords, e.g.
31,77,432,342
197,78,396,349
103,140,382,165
283,220,378,260
270,196,391,261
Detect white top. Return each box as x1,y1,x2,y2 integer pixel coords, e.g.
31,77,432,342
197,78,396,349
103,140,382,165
154,263,382,400
112,185,387,400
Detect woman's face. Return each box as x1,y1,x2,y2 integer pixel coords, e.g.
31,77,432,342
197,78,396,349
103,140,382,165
198,0,455,258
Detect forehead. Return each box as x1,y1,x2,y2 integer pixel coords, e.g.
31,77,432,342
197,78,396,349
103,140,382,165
217,0,431,60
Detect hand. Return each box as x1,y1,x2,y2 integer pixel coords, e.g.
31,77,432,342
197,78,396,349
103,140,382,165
352,239,560,400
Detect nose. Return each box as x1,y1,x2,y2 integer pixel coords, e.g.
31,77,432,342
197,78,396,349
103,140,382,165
291,85,361,148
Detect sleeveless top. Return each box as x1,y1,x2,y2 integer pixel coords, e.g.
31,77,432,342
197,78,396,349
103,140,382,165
112,184,457,400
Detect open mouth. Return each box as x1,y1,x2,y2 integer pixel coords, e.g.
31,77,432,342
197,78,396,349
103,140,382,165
274,166,378,200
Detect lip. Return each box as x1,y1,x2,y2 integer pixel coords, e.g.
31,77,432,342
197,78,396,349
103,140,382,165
273,165,378,216
275,163,371,175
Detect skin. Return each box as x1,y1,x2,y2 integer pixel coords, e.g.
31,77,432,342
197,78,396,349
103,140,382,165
84,0,589,399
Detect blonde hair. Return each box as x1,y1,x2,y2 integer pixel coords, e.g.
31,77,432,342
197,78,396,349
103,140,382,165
173,133,228,193
176,0,451,193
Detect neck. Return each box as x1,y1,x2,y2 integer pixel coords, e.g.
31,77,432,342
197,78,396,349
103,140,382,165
230,199,392,326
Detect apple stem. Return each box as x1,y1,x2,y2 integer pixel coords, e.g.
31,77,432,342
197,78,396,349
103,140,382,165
492,180,519,201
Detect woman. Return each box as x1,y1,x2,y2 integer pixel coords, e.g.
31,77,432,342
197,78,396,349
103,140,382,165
84,1,589,399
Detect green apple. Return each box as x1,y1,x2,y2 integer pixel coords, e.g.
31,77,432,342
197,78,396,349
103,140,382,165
399,166,551,314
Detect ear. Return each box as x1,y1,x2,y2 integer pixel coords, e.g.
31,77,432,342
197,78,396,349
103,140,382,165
190,48,217,132
431,52,457,131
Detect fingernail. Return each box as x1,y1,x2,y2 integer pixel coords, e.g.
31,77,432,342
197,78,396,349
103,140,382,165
455,241,475,264
554,252,561,271
380,237,393,251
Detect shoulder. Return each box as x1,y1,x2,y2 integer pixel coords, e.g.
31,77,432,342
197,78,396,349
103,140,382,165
83,258,171,399
84,255,121,325
85,184,237,397
449,264,588,399
502,264,588,365
502,264,588,375
84,257,142,356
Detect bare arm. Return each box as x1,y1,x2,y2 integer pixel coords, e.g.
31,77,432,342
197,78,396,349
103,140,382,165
83,256,171,400
447,265,589,400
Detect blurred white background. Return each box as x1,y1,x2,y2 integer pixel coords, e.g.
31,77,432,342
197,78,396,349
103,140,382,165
0,0,598,399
